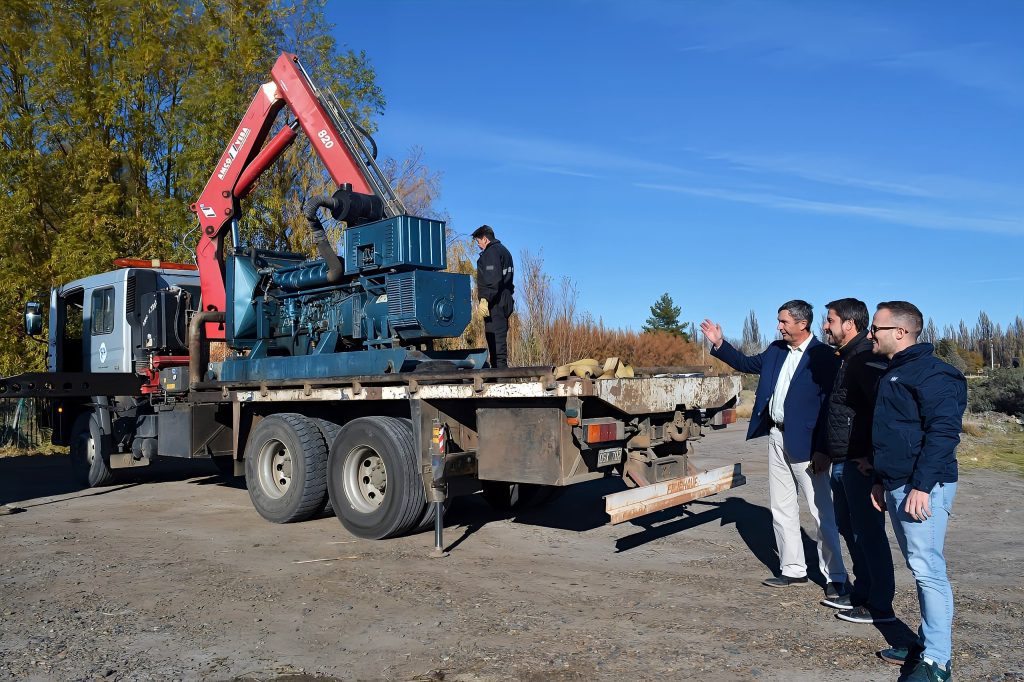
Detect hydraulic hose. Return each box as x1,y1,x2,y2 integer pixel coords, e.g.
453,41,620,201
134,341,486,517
189,310,226,388
302,195,345,283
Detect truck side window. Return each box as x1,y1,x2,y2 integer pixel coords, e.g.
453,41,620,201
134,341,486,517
90,287,115,335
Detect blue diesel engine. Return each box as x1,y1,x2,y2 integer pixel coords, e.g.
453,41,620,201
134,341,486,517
212,190,483,382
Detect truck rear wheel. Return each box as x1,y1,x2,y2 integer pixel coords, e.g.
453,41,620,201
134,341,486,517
481,481,563,512
69,411,115,488
244,413,327,523
328,416,425,539
314,418,343,514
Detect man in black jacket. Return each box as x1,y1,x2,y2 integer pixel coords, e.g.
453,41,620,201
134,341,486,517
869,301,965,682
472,225,515,368
812,299,894,625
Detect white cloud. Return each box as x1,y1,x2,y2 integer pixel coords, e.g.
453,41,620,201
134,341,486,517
635,182,1024,236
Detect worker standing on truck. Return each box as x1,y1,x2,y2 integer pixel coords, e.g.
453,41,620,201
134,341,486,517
472,225,515,368
700,301,848,602
813,298,895,625
868,301,965,681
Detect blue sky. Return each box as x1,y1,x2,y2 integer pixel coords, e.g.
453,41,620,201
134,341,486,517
329,1,1024,339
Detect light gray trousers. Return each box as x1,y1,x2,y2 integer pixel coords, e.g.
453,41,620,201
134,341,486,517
767,427,847,582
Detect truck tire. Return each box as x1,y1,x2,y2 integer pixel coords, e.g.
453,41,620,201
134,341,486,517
244,413,328,524
413,497,451,532
328,416,425,539
314,418,343,514
69,411,115,488
481,481,563,512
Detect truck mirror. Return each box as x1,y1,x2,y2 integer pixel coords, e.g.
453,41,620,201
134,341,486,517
24,301,43,336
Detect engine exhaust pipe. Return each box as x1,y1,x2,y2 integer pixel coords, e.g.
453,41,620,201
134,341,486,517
302,195,345,283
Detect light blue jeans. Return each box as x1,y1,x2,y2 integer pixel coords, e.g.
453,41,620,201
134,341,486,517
887,482,957,668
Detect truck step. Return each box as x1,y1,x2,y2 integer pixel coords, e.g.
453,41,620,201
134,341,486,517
604,464,745,524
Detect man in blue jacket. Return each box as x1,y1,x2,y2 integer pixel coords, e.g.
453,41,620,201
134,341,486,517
701,301,846,598
868,301,965,682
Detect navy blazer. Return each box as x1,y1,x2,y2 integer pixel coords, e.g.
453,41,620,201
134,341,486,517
712,338,838,462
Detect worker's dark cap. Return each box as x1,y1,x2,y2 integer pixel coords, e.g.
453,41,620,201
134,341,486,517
471,224,494,240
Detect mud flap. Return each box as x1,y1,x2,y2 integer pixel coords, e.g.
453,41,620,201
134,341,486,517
604,463,745,524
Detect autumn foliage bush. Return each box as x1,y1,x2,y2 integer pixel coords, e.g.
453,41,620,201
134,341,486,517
445,243,730,372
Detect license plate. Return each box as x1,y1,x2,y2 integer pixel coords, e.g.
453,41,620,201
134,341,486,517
597,447,623,467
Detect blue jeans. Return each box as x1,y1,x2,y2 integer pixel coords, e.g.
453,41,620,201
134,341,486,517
887,482,957,667
839,461,895,614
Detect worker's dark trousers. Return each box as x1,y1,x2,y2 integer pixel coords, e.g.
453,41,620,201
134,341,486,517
484,294,514,368
484,312,509,368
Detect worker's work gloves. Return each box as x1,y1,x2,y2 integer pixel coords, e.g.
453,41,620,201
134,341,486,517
478,298,490,318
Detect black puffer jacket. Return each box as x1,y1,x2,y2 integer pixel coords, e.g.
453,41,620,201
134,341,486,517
817,330,888,462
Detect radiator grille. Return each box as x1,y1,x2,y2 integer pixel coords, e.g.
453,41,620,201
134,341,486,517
386,275,417,326
126,275,136,313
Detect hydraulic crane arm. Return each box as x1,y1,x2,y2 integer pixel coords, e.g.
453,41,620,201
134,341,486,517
191,52,405,339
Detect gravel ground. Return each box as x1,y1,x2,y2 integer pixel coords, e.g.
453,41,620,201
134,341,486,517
1,426,1022,681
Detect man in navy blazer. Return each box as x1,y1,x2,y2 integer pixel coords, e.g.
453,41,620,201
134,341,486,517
701,300,847,596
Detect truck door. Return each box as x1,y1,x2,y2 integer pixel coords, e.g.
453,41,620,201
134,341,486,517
87,286,126,372
49,287,84,372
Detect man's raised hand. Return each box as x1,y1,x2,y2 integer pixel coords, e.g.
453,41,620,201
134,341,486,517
700,319,724,349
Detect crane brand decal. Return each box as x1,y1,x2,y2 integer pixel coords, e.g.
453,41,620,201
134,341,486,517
199,204,217,219
217,127,252,180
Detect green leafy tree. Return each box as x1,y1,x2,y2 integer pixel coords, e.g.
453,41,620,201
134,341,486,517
935,339,967,374
642,293,690,341
0,0,387,374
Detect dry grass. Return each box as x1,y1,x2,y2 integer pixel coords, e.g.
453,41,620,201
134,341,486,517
0,445,65,458
441,244,737,371
959,414,1024,475
961,420,984,438
735,390,755,419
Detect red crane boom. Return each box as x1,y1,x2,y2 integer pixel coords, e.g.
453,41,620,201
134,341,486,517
190,52,401,339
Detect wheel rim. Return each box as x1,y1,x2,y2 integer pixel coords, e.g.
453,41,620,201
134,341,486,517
79,430,96,466
257,439,293,499
342,445,387,513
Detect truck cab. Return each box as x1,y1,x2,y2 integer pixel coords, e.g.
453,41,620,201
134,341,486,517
46,266,201,375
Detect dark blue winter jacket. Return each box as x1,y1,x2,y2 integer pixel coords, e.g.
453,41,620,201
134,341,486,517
712,337,837,462
872,343,966,492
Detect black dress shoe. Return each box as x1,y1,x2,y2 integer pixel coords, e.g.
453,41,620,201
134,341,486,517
762,575,809,588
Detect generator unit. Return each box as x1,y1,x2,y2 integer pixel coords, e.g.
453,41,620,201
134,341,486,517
211,209,476,381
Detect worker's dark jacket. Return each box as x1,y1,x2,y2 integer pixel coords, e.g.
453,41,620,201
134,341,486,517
712,338,837,462
817,330,888,463
476,240,515,315
872,343,966,492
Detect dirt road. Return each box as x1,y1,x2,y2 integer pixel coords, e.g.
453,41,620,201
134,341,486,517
1,427,1021,681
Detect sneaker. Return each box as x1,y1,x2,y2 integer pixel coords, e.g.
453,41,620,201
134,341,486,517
878,643,922,666
821,582,853,610
836,605,897,624
761,575,809,588
822,593,853,609
905,659,952,681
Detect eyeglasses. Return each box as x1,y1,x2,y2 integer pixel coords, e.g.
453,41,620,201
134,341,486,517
869,325,902,335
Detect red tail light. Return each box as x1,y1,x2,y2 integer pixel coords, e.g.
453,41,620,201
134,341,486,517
582,420,624,443
711,408,737,426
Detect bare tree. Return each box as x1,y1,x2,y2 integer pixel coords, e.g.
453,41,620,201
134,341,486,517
741,309,765,355
381,146,446,220
921,317,938,344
